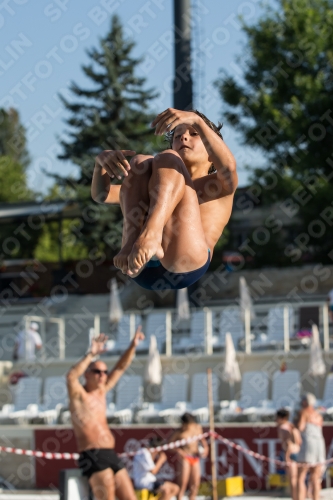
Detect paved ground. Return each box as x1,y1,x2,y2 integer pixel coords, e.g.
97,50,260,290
0,490,332,499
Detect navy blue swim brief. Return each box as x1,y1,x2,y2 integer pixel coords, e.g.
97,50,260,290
131,250,211,290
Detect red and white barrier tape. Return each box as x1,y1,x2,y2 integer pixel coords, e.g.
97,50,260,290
0,433,209,461
211,432,333,468
1,431,333,468
0,446,79,460
119,432,210,458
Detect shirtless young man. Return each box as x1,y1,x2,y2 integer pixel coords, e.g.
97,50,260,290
168,413,209,500
66,329,144,500
91,108,237,290
276,408,301,500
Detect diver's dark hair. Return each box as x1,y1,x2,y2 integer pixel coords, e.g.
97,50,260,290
180,412,197,424
276,408,290,420
165,110,223,174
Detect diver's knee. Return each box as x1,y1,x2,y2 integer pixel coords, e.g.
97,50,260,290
130,154,153,174
154,149,181,160
153,150,185,171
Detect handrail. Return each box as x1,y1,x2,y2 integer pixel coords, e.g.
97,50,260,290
11,301,333,360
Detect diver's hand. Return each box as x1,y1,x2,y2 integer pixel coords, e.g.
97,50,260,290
151,108,199,135
95,150,136,180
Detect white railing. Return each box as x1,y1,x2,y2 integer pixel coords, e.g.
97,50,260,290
11,300,329,360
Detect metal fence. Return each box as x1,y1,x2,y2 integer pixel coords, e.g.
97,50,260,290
7,300,329,360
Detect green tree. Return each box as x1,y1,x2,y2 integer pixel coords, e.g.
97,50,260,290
0,156,33,203
0,109,40,259
57,15,160,258
32,185,87,262
216,0,333,264
0,108,30,169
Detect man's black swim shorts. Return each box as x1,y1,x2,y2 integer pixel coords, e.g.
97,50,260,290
78,448,125,479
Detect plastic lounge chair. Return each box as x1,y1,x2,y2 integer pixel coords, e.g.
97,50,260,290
173,310,217,353
219,371,269,422
315,373,333,419
136,313,167,354
159,372,219,423
249,370,301,421
37,376,68,424
108,314,141,354
111,375,143,423
216,307,244,350
136,374,188,423
190,372,219,422
0,377,42,424
252,306,295,350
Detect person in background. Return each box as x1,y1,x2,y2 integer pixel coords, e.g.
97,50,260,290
13,322,42,361
296,393,326,500
132,436,179,500
327,287,333,322
168,412,209,500
276,408,301,500
67,329,144,500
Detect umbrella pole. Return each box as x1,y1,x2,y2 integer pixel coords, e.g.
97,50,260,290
230,382,234,401
207,368,218,500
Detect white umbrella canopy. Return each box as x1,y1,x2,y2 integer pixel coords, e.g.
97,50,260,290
309,324,326,377
109,278,123,323
222,333,241,399
144,335,162,386
176,288,190,321
239,277,256,321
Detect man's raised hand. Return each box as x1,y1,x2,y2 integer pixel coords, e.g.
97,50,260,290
90,333,108,356
132,325,145,347
95,150,136,180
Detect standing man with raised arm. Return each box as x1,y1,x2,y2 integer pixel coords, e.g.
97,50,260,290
66,328,144,500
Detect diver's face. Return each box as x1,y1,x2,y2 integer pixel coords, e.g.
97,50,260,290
172,124,209,165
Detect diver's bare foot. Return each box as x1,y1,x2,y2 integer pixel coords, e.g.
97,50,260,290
113,246,133,274
127,232,164,276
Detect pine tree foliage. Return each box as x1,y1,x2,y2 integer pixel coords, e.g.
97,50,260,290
0,109,40,260
0,108,30,169
216,0,333,263
55,15,162,258
58,15,159,187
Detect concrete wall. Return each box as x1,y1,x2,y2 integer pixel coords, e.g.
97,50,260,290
0,427,34,489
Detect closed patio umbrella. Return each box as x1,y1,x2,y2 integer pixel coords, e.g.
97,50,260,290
176,287,190,321
222,333,241,400
309,324,326,396
109,278,123,323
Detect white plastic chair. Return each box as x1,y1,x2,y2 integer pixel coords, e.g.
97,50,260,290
252,306,295,349
0,377,42,424
219,371,269,421
318,374,333,418
173,311,216,353
216,307,244,350
110,375,143,423
136,374,188,423
38,376,68,424
109,314,141,353
159,372,219,423
136,313,167,354
249,370,301,421
272,370,301,408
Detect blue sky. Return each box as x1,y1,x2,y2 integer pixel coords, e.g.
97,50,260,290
1,0,266,193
